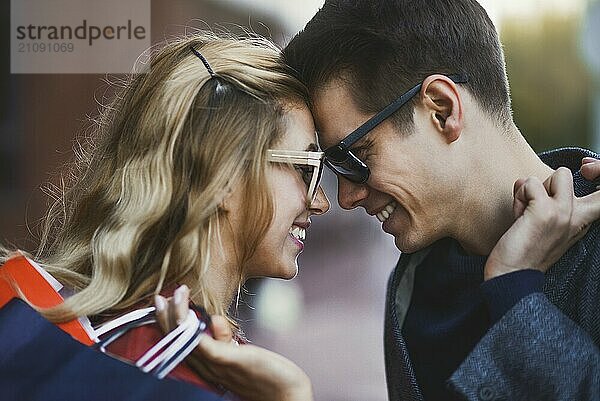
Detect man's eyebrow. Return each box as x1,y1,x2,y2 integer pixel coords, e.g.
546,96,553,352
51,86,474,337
306,143,318,151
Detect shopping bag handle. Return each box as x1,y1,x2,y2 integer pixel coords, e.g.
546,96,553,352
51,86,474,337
94,304,209,379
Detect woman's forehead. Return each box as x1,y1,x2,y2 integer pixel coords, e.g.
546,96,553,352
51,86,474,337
278,104,318,151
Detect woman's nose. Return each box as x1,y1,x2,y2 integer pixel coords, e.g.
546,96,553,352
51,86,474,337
309,187,330,215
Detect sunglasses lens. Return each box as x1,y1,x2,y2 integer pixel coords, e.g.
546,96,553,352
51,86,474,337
324,146,369,183
324,145,348,163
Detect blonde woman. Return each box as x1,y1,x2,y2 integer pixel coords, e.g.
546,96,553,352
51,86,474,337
0,33,328,400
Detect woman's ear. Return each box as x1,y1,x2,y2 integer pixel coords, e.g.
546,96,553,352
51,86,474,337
215,182,235,213
420,74,464,143
219,189,233,213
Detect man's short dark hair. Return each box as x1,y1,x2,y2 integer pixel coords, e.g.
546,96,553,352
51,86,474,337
284,0,512,132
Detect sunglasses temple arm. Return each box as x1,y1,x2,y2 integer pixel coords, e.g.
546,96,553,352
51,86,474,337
342,84,422,148
340,73,467,148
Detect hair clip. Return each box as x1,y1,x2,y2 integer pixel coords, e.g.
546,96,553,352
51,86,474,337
190,45,216,77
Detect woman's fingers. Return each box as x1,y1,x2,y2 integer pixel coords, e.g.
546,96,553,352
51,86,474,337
196,334,237,363
172,285,190,326
154,285,190,333
191,338,314,401
513,176,549,218
152,289,314,401
486,168,581,280
581,157,600,182
574,191,600,228
575,157,600,230
546,167,574,204
210,315,234,343
185,336,229,380
154,294,169,332
512,177,527,218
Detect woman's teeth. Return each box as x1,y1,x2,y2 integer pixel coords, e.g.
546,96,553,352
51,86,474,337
290,225,306,241
377,200,397,222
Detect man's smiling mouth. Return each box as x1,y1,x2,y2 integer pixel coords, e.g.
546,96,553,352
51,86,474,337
376,200,397,222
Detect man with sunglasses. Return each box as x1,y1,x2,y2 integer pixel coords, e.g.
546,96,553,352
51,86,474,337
161,2,600,400
280,0,600,400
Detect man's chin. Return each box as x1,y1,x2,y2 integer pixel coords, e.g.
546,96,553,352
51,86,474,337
392,231,431,254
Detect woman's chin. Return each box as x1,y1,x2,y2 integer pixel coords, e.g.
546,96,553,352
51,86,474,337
247,258,298,281
284,267,299,280
272,259,299,280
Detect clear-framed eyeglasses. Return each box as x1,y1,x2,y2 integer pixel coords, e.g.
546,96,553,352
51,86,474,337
267,149,325,205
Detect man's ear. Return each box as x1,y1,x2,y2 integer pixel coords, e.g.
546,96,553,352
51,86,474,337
420,74,464,143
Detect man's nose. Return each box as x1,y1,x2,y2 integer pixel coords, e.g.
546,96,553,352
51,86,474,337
309,187,330,215
337,177,368,210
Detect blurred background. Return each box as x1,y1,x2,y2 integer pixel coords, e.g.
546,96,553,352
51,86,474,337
1,1,599,400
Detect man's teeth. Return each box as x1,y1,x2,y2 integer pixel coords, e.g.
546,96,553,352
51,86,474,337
290,226,306,241
377,201,397,222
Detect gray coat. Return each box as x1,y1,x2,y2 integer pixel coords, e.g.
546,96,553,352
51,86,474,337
384,148,600,401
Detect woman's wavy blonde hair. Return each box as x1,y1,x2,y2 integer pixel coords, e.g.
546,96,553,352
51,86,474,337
1,32,308,323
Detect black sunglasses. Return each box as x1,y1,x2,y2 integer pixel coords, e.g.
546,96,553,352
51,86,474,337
324,73,469,184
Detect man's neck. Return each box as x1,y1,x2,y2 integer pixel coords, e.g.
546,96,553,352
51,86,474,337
453,125,555,256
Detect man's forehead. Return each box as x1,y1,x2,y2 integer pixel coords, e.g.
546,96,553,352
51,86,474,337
311,80,367,149
315,128,341,150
